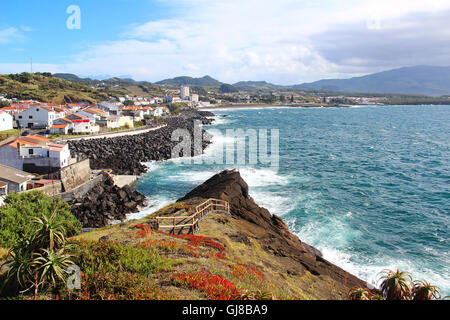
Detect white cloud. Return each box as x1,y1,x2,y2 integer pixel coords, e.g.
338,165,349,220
0,27,23,43
3,0,450,83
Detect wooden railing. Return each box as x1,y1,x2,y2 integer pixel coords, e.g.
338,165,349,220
156,199,230,235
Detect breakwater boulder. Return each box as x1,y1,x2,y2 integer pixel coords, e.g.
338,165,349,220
70,173,146,228
68,111,213,175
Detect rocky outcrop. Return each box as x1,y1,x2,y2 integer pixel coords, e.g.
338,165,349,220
68,110,214,175
178,169,369,290
70,173,146,228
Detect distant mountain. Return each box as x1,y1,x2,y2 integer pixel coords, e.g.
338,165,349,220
156,75,222,87
219,83,239,93
233,81,284,91
294,66,450,96
80,74,133,81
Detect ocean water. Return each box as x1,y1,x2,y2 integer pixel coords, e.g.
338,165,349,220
133,105,450,295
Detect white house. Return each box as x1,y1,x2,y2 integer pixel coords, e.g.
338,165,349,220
190,94,199,103
15,106,56,129
164,95,182,103
0,111,13,131
50,123,70,135
72,120,100,134
0,164,36,193
0,135,70,174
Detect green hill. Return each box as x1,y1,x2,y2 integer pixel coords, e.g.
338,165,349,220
0,73,111,104
53,73,164,97
156,75,222,87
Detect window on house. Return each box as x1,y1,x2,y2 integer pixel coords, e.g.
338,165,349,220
29,149,34,155
29,116,33,119
19,116,22,119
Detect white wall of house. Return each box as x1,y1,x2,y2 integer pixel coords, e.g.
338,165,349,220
118,116,134,128
0,145,24,170
49,145,71,168
73,122,100,134
0,112,13,131
50,126,70,135
15,106,55,129
0,143,70,171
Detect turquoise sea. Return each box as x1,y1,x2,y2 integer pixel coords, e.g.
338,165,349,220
133,105,450,295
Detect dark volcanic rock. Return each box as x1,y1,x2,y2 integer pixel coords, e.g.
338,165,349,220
178,169,369,290
68,110,214,175
70,173,146,228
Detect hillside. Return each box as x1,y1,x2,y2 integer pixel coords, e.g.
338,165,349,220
233,81,284,92
70,170,369,300
156,75,222,87
53,73,164,98
294,66,450,96
0,73,112,104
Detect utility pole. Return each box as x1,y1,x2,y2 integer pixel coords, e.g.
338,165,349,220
30,57,33,73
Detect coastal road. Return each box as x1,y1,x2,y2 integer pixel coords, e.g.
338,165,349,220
56,125,167,142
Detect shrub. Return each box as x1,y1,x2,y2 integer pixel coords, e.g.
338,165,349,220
1,211,76,299
73,241,173,277
68,241,173,300
0,192,82,248
349,268,444,301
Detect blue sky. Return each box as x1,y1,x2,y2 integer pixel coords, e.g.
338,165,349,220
1,0,449,84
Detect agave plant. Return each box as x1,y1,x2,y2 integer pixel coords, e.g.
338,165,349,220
412,280,441,300
33,248,74,290
31,211,66,251
378,268,413,300
1,246,35,291
349,287,372,300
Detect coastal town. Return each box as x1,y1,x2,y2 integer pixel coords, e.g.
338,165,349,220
0,84,213,207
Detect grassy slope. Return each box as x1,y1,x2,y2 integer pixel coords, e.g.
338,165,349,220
0,73,165,104
0,73,110,104
72,202,348,300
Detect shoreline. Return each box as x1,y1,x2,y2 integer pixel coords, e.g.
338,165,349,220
200,103,352,110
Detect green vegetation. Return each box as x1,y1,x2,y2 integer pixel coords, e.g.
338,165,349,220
219,84,239,93
349,268,444,300
156,75,222,87
0,192,82,249
0,100,10,108
0,129,19,142
0,73,110,104
70,240,174,300
1,209,77,299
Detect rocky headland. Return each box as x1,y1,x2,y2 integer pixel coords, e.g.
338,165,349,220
75,169,372,299
177,169,369,293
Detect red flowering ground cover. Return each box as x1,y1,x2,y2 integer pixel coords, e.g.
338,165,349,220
172,270,241,300
230,263,265,281
134,224,152,238
159,232,226,252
